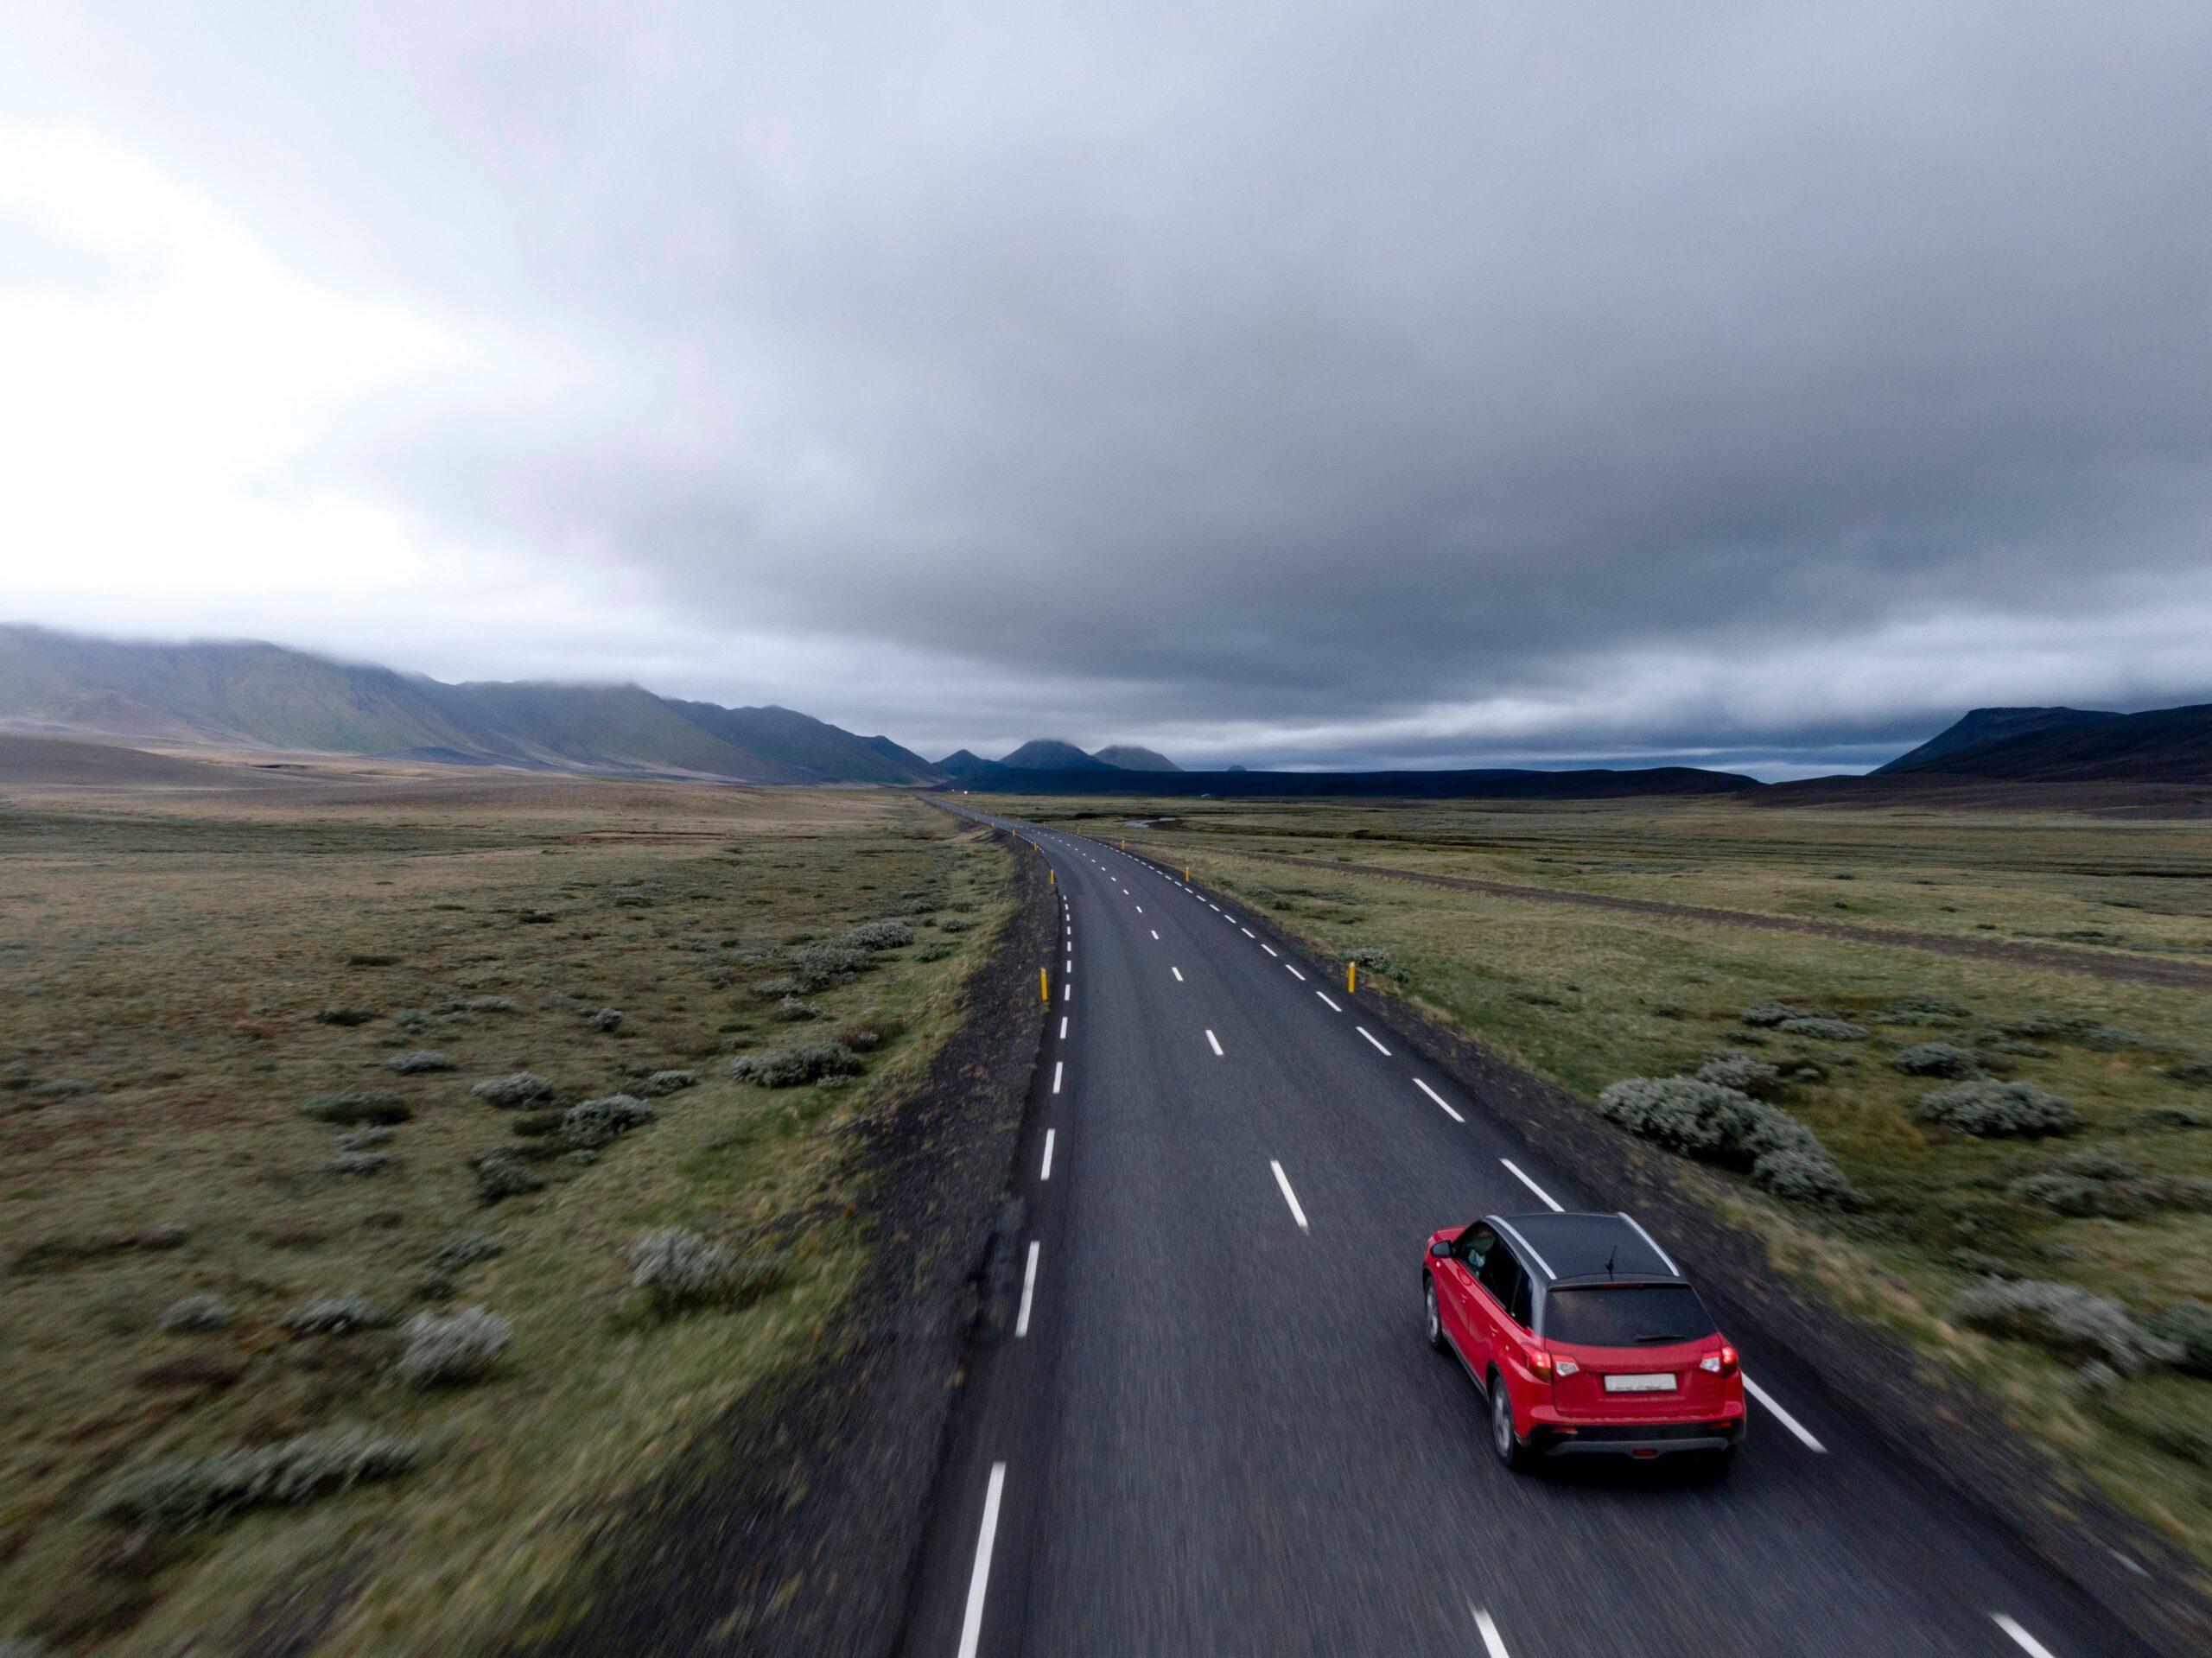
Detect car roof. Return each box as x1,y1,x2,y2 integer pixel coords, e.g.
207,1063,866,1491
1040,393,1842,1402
1485,1211,1681,1286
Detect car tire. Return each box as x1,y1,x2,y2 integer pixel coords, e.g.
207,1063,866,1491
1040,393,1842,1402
1489,1371,1530,1471
1424,1276,1447,1352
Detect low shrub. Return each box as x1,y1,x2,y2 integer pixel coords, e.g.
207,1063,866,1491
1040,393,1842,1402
915,942,957,962
158,1293,234,1333
94,1426,423,1531
773,996,823,1022
393,1305,511,1388
336,1126,396,1151
637,1069,699,1096
1995,1014,2153,1051
938,917,973,934
561,1094,655,1149
314,1006,382,1026
318,1150,391,1177
1949,1280,2179,1373
471,1071,555,1109
1741,999,1836,1027
1891,1042,1984,1078
473,1149,546,1203
385,1051,455,1075
283,1293,393,1336
787,942,874,990
1345,946,1409,984
588,1007,626,1033
629,1227,734,1312
839,919,914,950
2126,1105,2209,1131
1916,1080,2079,1139
299,1089,411,1127
1751,1147,1856,1205
427,1233,503,1273
2167,1058,2212,1089
1594,1077,1827,1167
729,1041,865,1089
1878,997,1968,1026
1692,1056,1783,1100
1772,1016,1869,1041
449,995,520,1014
2147,1300,2212,1378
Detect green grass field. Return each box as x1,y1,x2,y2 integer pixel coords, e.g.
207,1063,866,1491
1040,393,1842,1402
0,771,1010,1654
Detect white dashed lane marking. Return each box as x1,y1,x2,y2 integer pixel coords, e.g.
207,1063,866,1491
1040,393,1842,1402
957,1464,1007,1658
1414,1078,1465,1123
1040,1129,1055,1180
1205,1028,1223,1056
1357,1026,1390,1055
1270,1160,1310,1232
1316,990,1341,1012
1500,1158,1559,1209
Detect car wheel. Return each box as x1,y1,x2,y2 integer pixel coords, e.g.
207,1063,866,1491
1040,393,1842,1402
1424,1276,1446,1351
1489,1373,1529,1470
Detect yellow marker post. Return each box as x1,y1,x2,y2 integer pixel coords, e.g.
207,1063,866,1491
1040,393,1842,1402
1049,868,1055,886
1184,867,1192,882
1040,968,1050,1004
1348,961,1358,994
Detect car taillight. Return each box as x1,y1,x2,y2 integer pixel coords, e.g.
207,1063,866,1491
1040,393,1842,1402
1526,1350,1578,1382
1700,1344,1739,1377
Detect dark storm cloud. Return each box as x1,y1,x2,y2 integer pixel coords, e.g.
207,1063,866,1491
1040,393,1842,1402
6,2,2211,770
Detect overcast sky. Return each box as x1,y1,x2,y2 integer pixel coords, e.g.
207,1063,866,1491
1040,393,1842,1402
3,3,2208,776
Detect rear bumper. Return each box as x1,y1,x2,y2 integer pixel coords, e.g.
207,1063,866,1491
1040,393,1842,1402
1529,1418,1745,1458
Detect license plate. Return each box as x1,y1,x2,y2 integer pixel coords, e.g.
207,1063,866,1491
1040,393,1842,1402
1604,1373,1676,1394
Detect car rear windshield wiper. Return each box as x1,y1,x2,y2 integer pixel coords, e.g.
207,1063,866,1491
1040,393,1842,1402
1634,1333,1693,1344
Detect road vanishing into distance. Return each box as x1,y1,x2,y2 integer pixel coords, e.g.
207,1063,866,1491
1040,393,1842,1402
899,811,2150,1658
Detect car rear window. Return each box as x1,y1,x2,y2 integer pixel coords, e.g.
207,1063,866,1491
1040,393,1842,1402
1543,1284,1717,1349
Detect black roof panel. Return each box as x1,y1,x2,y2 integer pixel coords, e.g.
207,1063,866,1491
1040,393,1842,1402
1490,1211,1678,1284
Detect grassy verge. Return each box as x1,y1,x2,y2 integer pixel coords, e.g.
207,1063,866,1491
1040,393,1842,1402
1023,796,2212,1563
0,772,1010,1654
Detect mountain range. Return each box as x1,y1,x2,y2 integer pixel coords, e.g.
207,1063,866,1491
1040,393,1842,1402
3,626,2204,791
1873,704,2212,782
0,626,1189,786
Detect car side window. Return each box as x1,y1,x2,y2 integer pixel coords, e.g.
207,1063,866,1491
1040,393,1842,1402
1510,1274,1534,1329
1477,1240,1522,1313
1458,1223,1495,1271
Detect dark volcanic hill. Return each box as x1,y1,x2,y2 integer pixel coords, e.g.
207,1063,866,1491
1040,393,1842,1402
0,625,942,785
1876,703,2212,782
998,739,1112,770
934,748,1008,779
1090,744,1182,772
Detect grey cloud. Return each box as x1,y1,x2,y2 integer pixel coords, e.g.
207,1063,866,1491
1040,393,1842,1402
6,2,2210,770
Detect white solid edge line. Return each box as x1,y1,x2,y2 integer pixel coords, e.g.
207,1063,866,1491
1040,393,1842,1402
1991,1614,2061,1658
1316,990,1341,1012
1471,1604,1511,1658
1414,1078,1465,1123
1205,1028,1223,1055
1172,966,1184,981
1040,1128,1056,1179
957,1463,1007,1658
1052,1061,1064,1095
1286,963,1306,981
1270,1159,1310,1231
1357,1026,1391,1055
1744,1375,1826,1452
1016,1241,1040,1337
1500,1158,1560,1210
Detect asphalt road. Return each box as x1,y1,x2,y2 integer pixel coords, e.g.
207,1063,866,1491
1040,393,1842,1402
897,813,2149,1658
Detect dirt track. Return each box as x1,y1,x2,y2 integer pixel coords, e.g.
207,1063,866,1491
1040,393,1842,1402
1209,847,2212,991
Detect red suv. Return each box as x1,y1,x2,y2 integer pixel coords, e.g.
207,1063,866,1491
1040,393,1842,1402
1422,1210,1745,1467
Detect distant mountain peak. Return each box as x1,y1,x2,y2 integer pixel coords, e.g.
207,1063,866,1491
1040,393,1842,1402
1874,702,2209,782
998,738,1111,770
1091,743,1182,772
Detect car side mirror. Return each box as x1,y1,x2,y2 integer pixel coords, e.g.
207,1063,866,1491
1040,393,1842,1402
1428,1239,1454,1259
